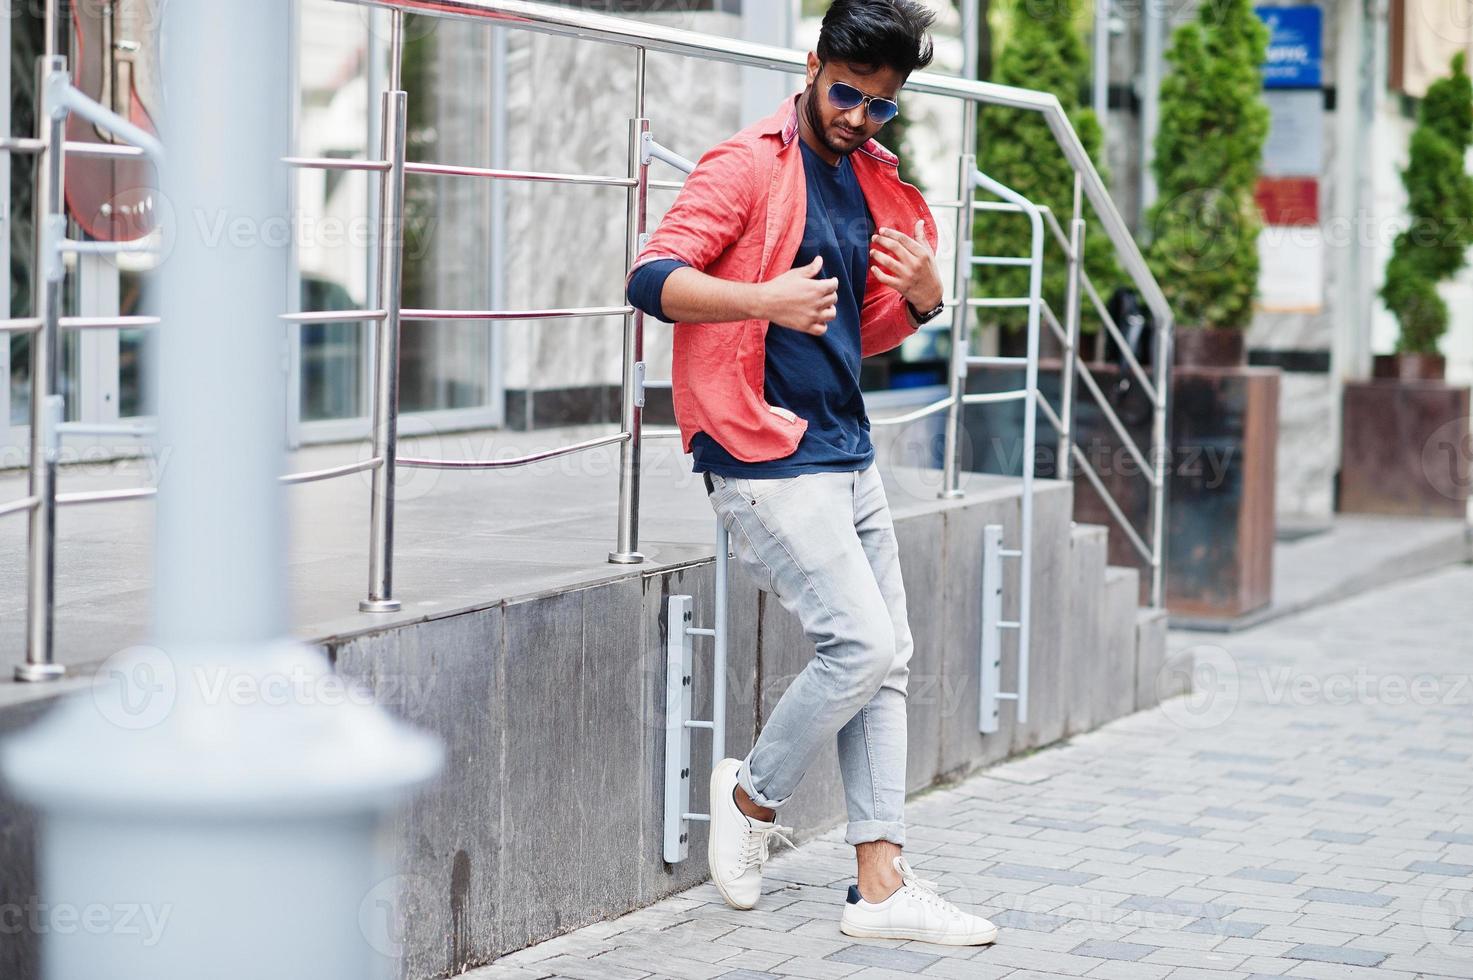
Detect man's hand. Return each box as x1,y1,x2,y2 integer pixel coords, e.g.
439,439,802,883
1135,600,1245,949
870,219,942,313
758,255,840,336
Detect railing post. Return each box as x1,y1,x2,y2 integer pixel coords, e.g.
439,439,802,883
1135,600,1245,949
17,54,68,682
1057,172,1084,481
361,83,408,612
611,47,649,564
1148,317,1173,608
940,138,975,499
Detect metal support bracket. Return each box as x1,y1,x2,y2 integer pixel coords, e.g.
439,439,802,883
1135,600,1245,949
663,518,730,864
979,523,1024,734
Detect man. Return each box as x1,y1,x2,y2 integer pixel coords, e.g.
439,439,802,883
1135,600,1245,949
625,0,997,946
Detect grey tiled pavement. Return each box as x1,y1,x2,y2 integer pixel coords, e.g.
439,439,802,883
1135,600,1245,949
470,565,1473,979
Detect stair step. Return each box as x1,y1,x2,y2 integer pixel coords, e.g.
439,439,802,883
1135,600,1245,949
1062,523,1109,737
1101,566,1140,722
1134,604,1172,711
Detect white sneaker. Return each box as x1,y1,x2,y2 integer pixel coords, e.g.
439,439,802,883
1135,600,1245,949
840,856,998,945
707,757,794,910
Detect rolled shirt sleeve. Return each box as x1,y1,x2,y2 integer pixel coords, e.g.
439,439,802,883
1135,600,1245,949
625,257,690,324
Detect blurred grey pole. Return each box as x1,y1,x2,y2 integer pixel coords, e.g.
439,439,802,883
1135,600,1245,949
1,3,441,978
17,53,67,682
1092,0,1109,125
361,9,406,611
1139,0,1163,213
941,0,979,499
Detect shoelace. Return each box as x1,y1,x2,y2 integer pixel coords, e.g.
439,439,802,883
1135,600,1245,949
737,822,795,870
895,857,962,915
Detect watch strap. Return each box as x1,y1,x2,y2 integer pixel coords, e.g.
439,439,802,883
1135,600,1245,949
907,298,945,325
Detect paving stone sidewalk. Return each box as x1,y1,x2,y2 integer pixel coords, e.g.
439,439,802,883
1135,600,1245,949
470,565,1473,980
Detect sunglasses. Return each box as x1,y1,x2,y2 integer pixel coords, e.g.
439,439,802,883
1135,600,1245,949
825,80,900,125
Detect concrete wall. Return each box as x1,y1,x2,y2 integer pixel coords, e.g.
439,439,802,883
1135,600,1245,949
0,464,1177,980
319,472,1171,978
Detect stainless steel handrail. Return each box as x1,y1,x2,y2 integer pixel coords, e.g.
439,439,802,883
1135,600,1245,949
284,155,392,173
60,315,161,331
0,496,41,519
401,305,632,321
281,310,388,324
7,0,1174,681
406,160,637,188
398,431,630,470
340,0,1171,337
327,0,1174,605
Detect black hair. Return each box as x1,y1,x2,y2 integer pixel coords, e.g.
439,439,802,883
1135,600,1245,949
816,0,936,77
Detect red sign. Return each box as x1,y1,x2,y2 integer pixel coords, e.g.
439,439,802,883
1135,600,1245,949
1254,176,1318,225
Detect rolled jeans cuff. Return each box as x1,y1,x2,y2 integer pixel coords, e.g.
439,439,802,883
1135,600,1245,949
737,756,790,810
845,819,906,848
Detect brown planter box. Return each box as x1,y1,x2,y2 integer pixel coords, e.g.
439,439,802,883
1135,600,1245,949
1339,379,1470,518
961,361,1280,621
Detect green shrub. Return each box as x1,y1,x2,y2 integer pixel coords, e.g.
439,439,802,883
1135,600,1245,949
1143,0,1269,331
1379,51,1473,356
972,0,1119,338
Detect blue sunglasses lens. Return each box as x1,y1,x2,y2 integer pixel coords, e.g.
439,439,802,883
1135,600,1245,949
827,82,864,109
827,82,898,123
867,99,899,123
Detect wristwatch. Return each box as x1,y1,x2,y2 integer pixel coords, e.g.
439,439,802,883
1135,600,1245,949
907,297,946,325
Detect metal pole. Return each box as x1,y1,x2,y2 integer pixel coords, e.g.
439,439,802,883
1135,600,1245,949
1056,173,1083,481
1148,317,1173,608
1139,0,1163,216
388,8,404,91
1017,199,1043,726
17,55,67,683
44,0,65,59
940,144,975,498
2,4,440,976
711,519,728,773
959,0,978,80
1092,0,1109,125
941,0,979,499
361,88,408,612
610,47,648,564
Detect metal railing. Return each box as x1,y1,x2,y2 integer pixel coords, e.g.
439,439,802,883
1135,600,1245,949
5,0,1173,681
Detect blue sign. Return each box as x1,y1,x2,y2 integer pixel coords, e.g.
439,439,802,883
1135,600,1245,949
1255,5,1322,88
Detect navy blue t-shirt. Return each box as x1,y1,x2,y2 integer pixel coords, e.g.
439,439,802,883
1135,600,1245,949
626,138,875,478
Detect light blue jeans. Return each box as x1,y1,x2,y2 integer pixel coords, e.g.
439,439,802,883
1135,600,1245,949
706,461,912,847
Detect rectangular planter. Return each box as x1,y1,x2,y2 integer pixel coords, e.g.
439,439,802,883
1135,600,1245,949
1339,379,1471,518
